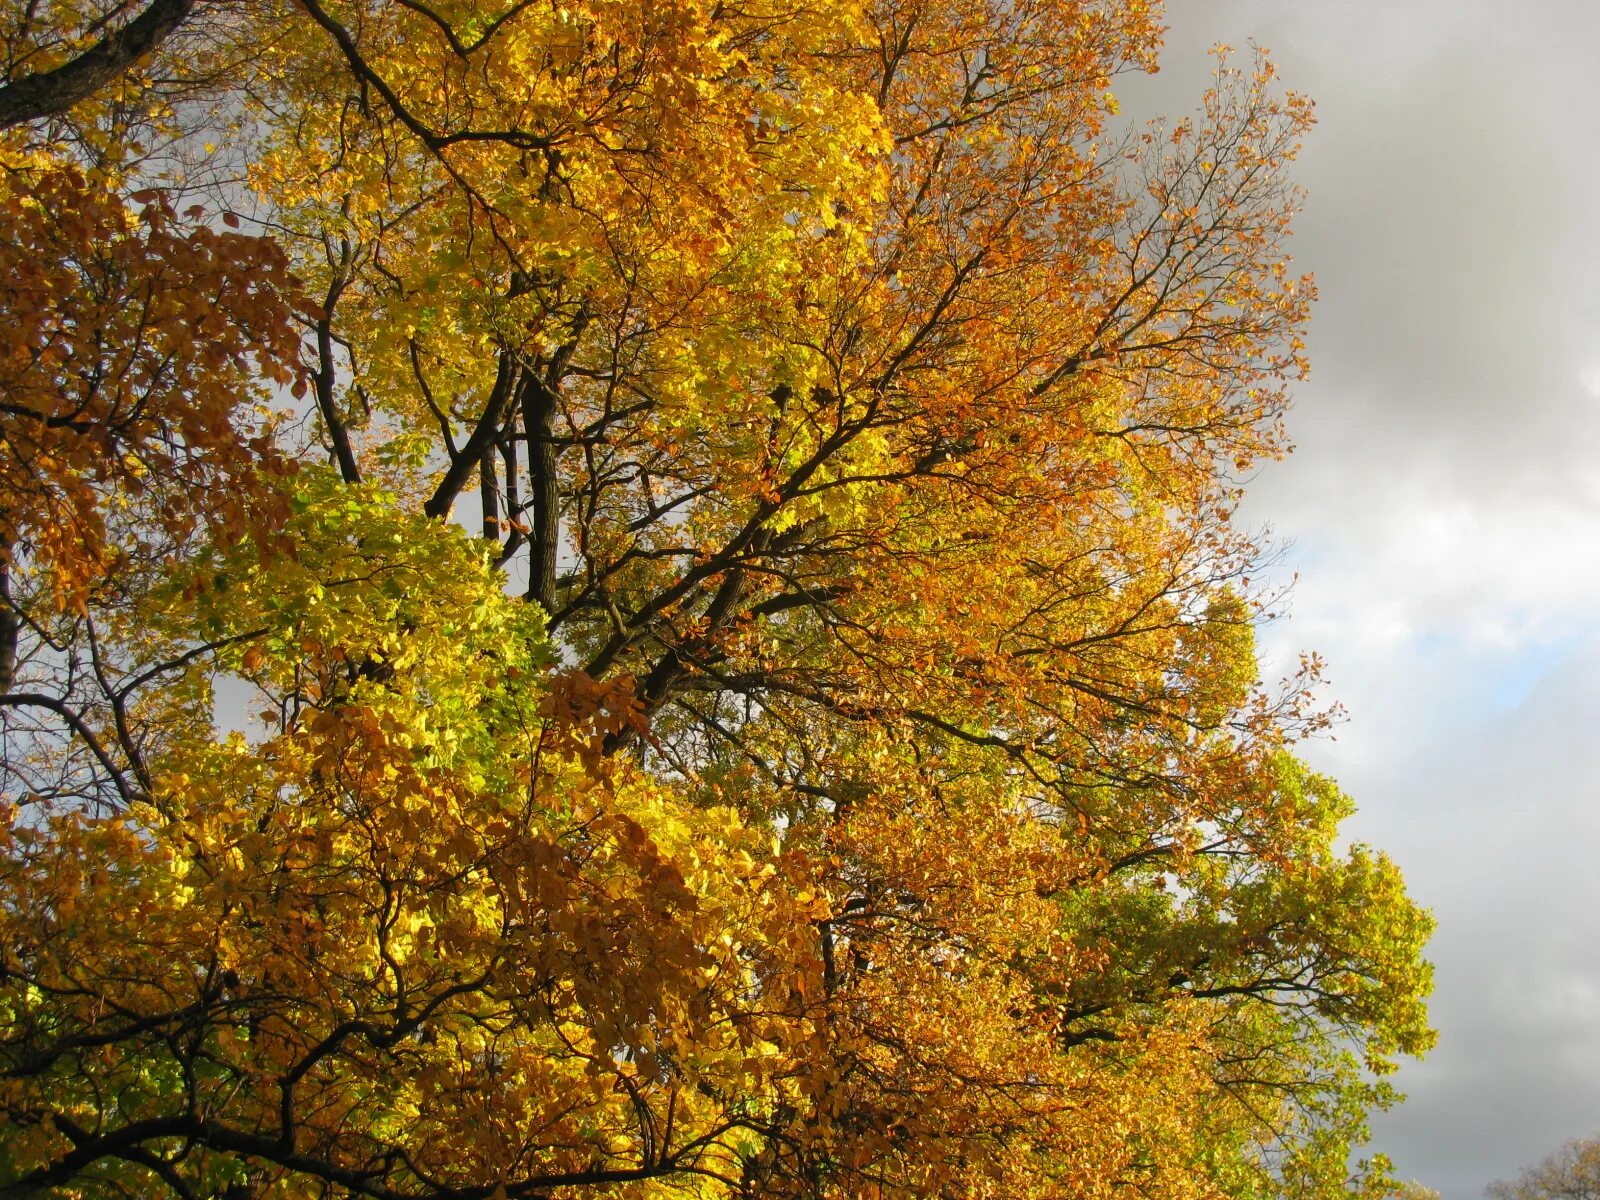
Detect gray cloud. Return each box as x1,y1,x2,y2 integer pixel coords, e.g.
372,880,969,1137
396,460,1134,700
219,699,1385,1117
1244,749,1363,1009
1352,645,1600,1196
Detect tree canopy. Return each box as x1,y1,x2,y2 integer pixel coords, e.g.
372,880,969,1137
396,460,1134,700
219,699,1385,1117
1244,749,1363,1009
0,2,1433,1198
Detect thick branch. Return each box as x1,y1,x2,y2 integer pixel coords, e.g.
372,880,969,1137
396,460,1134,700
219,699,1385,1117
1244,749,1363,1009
0,0,197,128
423,352,517,519
522,373,558,614
0,561,17,695
313,254,362,484
478,444,499,540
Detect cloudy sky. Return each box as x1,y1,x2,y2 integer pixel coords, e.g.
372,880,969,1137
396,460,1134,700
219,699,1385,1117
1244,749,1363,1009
1120,1,1600,1194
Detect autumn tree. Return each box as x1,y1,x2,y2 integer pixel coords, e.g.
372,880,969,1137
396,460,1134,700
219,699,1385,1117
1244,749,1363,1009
1490,1138,1600,1200
0,2,1433,1199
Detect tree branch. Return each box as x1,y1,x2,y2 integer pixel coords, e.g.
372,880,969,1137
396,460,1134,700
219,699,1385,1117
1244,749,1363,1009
0,0,197,128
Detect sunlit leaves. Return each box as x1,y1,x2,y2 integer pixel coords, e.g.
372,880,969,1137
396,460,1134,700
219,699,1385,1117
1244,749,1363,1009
0,2,1434,1198
1,475,813,1198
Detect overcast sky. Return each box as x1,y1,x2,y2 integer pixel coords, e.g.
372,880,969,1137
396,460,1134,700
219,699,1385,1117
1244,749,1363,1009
1119,1,1600,1194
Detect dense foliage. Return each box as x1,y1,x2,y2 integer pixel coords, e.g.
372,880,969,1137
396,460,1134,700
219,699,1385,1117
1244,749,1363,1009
0,1,1432,1198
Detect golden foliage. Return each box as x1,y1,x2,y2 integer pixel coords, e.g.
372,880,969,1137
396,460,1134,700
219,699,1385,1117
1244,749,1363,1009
0,3,1431,1199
